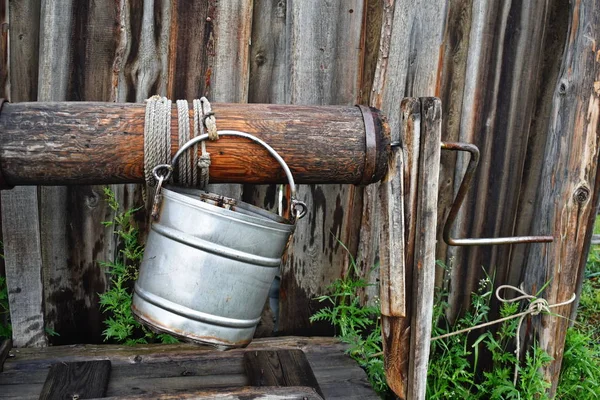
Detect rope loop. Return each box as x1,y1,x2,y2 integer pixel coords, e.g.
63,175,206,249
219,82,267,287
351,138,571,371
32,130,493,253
431,284,576,386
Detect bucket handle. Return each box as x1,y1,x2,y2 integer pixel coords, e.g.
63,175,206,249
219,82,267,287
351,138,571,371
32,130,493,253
152,130,307,220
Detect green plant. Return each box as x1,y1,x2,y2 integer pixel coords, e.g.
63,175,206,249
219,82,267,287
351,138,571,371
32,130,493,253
556,328,600,399
427,264,553,400
309,241,389,397
99,187,177,345
0,275,11,340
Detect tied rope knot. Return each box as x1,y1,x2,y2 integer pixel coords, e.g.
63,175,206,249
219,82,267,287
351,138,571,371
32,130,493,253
430,284,576,386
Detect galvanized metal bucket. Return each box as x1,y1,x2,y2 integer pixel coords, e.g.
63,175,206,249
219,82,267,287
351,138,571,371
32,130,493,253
132,131,306,349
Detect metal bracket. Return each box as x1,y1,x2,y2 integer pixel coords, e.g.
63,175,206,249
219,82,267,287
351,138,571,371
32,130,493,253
441,141,553,246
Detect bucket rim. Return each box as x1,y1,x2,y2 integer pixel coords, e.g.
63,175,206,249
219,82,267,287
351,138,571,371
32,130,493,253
162,185,296,231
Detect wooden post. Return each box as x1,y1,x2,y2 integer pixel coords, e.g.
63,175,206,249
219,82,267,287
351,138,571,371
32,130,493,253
379,98,419,397
522,0,600,395
407,98,442,400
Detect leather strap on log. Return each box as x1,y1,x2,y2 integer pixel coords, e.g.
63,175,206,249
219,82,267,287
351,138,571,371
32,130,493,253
0,102,390,187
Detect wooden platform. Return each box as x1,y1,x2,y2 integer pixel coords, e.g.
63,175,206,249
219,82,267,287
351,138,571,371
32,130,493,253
0,337,378,399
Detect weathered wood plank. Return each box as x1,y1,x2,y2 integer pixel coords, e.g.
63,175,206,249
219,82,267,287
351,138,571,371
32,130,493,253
0,0,43,348
0,338,11,372
279,0,365,336
38,360,111,400
243,350,323,397
407,98,442,400
0,187,46,347
439,1,560,319
380,98,420,397
36,0,122,345
96,386,324,400
243,0,289,216
522,0,600,394
0,337,377,400
372,1,447,395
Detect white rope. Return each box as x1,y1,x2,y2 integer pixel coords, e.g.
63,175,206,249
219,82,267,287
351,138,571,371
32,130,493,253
431,285,576,385
176,99,192,186
194,97,218,189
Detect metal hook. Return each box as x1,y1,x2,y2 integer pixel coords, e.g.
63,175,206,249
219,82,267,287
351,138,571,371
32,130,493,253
441,141,553,246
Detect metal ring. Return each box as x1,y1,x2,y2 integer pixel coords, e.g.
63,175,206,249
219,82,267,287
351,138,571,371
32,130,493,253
152,164,173,183
170,130,306,220
357,105,377,185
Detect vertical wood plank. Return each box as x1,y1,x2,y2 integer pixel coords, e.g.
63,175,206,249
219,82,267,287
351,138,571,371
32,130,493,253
381,98,421,398
37,0,123,345
1,0,44,348
522,0,600,394
0,187,46,347
438,1,559,319
243,0,288,214
407,97,441,400
204,0,253,200
0,338,10,372
278,0,365,336
371,1,447,398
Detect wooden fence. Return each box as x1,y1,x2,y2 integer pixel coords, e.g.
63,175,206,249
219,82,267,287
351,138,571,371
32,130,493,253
0,0,599,398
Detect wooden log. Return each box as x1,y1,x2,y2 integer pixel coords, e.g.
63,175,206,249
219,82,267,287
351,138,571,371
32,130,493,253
38,360,111,400
0,102,390,186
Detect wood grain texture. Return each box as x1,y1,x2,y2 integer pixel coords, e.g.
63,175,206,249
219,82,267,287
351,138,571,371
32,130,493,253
38,360,111,400
244,0,289,215
380,98,420,397
438,1,559,320
0,102,389,185
278,0,365,336
407,98,441,400
0,0,44,348
34,0,122,345
371,1,447,397
0,338,11,372
0,337,377,400
96,386,324,400
521,0,600,394
0,187,46,347
243,349,323,397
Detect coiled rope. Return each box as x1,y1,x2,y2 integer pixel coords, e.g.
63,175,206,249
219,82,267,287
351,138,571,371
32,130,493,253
144,96,218,189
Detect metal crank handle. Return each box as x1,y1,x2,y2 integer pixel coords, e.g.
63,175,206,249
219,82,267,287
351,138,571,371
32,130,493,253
440,141,553,246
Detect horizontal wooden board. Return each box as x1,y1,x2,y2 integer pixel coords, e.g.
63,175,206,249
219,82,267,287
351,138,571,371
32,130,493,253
0,337,377,400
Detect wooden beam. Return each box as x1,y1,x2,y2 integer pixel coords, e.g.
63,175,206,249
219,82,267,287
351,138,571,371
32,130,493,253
0,102,390,186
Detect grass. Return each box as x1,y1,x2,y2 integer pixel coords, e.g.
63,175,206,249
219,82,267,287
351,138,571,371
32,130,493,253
427,265,553,400
309,241,389,397
0,275,10,340
98,187,177,345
